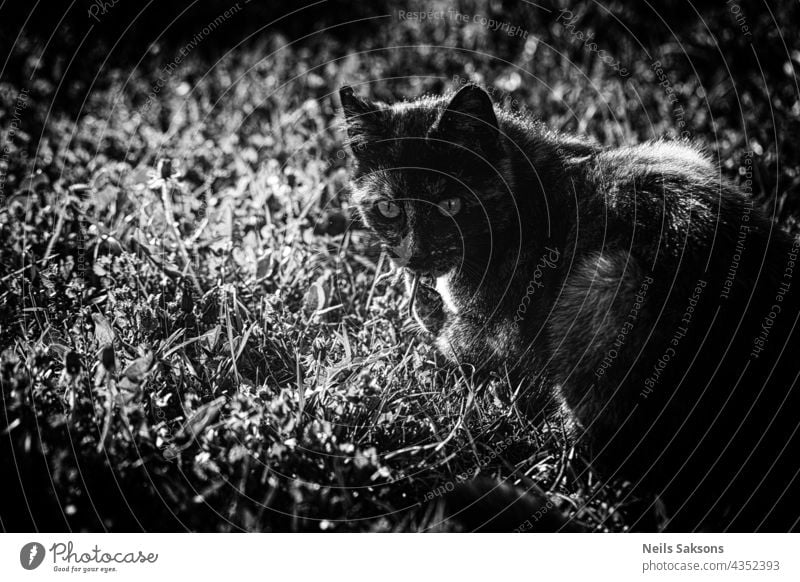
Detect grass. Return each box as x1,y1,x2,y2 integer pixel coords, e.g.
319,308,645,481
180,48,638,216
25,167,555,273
1,0,798,532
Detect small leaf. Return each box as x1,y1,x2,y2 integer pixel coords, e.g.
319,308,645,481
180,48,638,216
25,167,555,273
204,325,221,350
94,365,107,388
256,252,274,279
100,345,116,370
65,351,81,376
117,377,140,393
157,158,175,180
92,313,115,347
304,278,328,314
179,396,226,440
122,351,154,383
181,283,194,313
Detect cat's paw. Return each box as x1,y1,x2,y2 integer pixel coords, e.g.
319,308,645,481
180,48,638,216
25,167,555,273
412,283,445,335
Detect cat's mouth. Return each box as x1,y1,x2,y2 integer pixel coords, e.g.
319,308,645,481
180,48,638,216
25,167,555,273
411,271,439,287
408,265,449,278
384,245,454,278
402,263,451,279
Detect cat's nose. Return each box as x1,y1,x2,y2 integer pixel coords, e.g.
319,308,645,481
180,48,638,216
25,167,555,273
405,253,431,271
389,231,428,267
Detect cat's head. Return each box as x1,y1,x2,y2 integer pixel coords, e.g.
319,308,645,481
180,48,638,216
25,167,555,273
339,84,516,277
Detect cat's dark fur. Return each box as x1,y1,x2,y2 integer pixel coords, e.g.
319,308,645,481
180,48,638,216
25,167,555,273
340,83,800,532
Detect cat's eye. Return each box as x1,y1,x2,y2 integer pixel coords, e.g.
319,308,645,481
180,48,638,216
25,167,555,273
376,200,401,219
437,197,462,217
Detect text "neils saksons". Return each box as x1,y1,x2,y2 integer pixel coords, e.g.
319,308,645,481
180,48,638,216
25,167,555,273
643,543,724,554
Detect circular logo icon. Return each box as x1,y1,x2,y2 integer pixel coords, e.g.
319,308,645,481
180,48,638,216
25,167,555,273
20,542,46,570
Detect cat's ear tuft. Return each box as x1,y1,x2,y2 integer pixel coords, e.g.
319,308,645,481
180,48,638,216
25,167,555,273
338,85,383,152
432,84,499,154
339,85,374,119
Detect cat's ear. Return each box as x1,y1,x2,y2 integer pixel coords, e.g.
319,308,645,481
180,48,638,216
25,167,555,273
339,86,384,152
431,84,499,154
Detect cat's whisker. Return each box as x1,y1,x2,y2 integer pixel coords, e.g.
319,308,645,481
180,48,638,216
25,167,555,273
407,272,421,320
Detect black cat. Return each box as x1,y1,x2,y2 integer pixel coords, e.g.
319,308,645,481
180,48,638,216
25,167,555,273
340,83,800,532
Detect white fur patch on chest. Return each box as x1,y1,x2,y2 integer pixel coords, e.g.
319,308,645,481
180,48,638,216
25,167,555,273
436,274,458,314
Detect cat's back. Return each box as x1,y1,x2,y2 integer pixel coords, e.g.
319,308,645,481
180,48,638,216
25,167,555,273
589,139,720,222
568,139,771,270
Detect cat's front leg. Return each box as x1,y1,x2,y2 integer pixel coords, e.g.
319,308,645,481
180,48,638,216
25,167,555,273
404,271,446,335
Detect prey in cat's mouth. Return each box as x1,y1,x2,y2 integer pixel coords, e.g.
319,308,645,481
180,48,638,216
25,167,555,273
404,267,442,305
384,235,457,323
